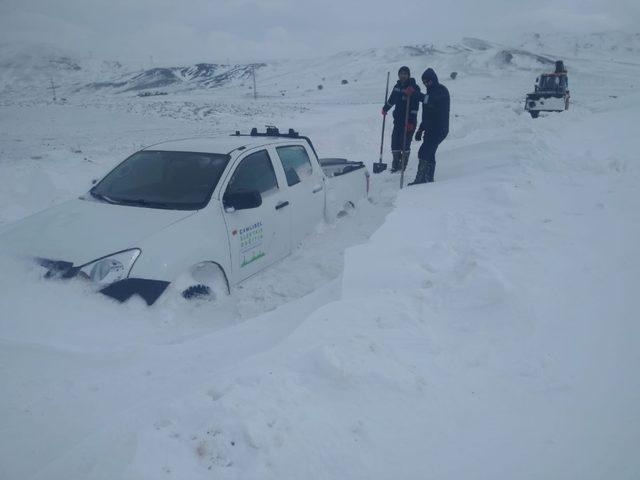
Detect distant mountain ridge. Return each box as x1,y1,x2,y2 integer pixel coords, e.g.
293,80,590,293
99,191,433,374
84,63,267,92
1,31,638,102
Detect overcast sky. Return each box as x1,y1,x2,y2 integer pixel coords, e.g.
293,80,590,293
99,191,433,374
0,0,638,64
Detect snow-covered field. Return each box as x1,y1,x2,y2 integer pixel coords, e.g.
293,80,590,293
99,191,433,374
1,33,639,479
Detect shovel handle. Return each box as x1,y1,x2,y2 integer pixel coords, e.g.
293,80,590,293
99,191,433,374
400,93,412,189
378,72,391,163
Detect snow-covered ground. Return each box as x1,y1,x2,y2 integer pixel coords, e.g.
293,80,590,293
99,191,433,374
1,33,639,479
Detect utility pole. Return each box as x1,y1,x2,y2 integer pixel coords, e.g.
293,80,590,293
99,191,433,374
48,78,58,102
252,65,257,100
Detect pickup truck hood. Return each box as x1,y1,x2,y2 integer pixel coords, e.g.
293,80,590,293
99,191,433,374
0,198,196,266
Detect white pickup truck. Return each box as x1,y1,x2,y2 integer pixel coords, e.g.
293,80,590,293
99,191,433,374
524,61,570,119
0,128,369,304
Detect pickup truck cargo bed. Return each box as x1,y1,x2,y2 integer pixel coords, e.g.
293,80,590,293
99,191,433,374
319,158,366,177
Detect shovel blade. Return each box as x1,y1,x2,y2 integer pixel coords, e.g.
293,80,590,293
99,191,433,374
373,162,387,174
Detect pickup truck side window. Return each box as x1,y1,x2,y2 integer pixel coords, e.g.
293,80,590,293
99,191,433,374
226,149,278,195
276,145,314,186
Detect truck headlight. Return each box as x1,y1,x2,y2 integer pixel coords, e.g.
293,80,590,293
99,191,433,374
78,249,141,287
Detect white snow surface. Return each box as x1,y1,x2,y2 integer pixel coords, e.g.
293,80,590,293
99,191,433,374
1,33,639,479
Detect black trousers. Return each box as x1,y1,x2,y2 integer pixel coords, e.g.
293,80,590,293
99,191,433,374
391,122,412,152
416,135,444,183
391,122,412,170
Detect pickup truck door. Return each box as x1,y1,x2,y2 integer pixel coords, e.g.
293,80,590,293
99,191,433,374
273,144,325,246
221,149,291,283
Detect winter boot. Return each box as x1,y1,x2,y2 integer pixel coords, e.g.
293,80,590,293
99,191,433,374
425,159,436,183
390,151,402,173
409,157,427,186
408,171,427,186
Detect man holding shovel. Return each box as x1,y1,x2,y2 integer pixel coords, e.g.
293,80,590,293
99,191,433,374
382,66,421,173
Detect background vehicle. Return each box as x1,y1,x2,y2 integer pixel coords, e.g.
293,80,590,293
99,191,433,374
0,127,369,305
524,60,570,118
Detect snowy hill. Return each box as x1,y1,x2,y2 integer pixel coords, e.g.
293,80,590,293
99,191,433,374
4,31,638,103
0,31,639,480
516,31,640,59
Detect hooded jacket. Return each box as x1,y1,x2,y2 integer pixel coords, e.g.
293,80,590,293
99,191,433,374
383,77,421,126
419,69,450,139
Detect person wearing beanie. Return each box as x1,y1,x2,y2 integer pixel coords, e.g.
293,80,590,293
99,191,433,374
409,67,450,185
382,66,421,173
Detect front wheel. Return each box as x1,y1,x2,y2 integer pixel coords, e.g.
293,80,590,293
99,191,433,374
529,110,539,119
152,263,234,313
182,284,212,300
336,201,356,219
180,262,229,302
153,263,229,308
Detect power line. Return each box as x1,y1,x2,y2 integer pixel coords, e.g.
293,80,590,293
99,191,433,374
48,78,58,102
252,66,257,100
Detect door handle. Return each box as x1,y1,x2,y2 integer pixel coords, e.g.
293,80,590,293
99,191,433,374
275,201,290,210
312,185,323,194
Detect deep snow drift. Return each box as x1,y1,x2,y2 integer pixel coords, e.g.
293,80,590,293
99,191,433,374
1,33,639,479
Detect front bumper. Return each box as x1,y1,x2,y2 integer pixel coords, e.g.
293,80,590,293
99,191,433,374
525,93,567,112
100,278,170,305
37,258,169,305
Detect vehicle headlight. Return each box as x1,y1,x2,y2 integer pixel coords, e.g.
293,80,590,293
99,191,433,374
78,249,141,287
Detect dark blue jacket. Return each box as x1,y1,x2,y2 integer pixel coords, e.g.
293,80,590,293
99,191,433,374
383,78,421,126
418,71,450,139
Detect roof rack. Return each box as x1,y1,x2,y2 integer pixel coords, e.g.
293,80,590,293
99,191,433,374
231,126,318,158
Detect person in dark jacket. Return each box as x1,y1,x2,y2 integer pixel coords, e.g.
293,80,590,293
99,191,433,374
409,68,450,185
382,66,421,172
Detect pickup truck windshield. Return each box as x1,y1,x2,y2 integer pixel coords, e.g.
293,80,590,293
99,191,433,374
539,75,565,91
90,150,230,210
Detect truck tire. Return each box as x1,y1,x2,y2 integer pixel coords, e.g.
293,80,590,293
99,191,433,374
182,284,212,300
529,111,539,119
172,262,229,302
337,201,355,218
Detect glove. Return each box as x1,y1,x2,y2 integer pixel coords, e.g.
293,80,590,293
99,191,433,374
406,123,415,133
403,86,416,96
415,129,423,141
381,108,388,116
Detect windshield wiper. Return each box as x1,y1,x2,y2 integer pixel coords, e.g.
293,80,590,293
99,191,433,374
119,198,173,209
90,191,121,204
90,191,181,209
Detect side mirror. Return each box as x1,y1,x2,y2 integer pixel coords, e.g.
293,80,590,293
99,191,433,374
91,178,98,185
223,190,262,211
